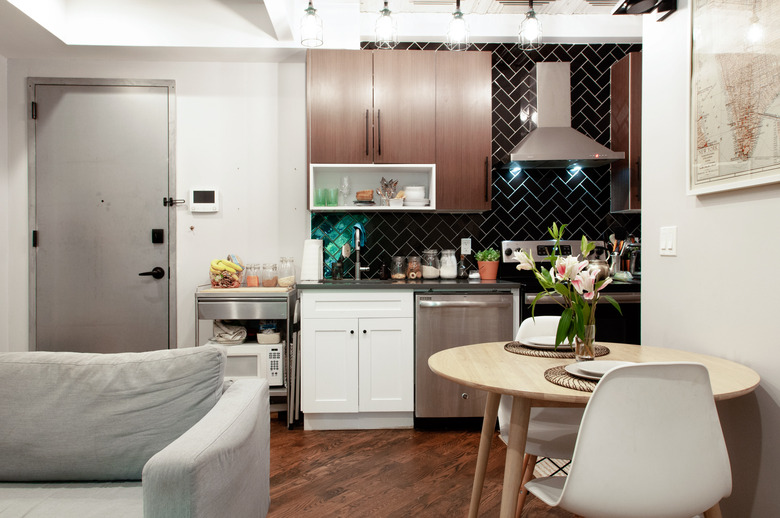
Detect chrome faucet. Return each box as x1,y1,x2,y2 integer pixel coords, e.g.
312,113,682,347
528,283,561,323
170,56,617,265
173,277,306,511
353,225,370,280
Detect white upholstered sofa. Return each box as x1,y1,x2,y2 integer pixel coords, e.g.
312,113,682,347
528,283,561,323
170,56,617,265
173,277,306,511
0,345,270,518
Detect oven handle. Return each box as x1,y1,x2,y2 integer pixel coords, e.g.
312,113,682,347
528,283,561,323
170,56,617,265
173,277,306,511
524,292,641,304
418,300,513,309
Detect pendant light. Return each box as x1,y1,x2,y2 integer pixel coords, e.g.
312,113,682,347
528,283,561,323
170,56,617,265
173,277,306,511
519,0,542,50
301,0,323,48
375,1,398,50
446,0,470,51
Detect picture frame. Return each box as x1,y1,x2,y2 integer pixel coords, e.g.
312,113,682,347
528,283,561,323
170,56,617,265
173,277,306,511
688,0,780,195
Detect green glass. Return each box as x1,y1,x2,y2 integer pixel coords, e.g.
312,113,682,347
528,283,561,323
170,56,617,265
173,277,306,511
314,188,326,206
327,188,339,206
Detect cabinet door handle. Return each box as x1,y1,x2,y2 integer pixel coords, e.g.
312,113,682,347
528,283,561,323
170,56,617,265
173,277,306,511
362,329,367,334
484,156,490,203
350,330,355,335
377,109,382,156
365,109,370,156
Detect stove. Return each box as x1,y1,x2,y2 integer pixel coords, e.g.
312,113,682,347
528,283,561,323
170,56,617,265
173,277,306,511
498,239,641,344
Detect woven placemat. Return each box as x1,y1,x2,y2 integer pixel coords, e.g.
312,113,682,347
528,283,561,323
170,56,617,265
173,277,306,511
544,365,597,392
504,341,610,359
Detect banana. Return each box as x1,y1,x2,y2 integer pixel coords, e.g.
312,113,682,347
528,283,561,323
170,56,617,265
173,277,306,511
211,259,227,271
221,264,237,273
223,258,243,271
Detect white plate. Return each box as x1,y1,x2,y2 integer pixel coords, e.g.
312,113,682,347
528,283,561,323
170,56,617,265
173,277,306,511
564,363,602,381
577,360,635,378
520,336,573,350
403,199,430,207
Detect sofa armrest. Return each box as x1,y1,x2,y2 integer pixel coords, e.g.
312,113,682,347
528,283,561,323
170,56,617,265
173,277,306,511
142,378,270,518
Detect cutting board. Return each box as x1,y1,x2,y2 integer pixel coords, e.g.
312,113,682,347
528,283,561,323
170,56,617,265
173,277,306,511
201,287,292,293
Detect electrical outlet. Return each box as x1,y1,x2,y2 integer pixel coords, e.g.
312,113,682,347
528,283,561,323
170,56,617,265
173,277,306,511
461,238,472,255
659,226,677,256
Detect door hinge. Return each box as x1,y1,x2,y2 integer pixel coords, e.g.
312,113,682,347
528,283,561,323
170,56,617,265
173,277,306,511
163,197,186,207
32,230,38,247
31,102,37,120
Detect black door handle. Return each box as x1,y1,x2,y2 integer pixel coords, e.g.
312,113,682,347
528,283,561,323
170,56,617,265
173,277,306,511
139,267,165,280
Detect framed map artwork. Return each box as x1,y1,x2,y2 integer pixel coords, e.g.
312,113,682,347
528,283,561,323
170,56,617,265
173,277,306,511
690,0,780,194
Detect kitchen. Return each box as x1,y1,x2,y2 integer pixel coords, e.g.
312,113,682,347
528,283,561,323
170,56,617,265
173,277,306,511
1,1,779,516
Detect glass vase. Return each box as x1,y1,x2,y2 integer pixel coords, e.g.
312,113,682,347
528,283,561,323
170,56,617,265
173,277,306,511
575,325,596,362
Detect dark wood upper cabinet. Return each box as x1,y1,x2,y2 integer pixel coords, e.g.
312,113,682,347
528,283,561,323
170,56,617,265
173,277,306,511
610,52,642,213
434,51,492,212
307,49,492,212
307,49,435,165
307,50,374,164
373,51,436,164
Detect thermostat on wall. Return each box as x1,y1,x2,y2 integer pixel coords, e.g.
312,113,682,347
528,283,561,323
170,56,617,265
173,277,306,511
190,188,219,213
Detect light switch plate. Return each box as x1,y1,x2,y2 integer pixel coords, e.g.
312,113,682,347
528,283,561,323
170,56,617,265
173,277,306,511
461,238,472,255
660,226,677,256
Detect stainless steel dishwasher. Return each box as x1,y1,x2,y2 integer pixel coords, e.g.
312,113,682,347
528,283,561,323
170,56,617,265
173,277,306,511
415,292,514,418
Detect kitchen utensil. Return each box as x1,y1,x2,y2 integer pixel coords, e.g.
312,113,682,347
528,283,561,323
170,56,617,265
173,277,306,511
341,242,351,260
588,259,610,281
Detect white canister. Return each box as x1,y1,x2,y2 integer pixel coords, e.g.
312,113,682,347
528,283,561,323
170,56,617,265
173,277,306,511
440,250,457,279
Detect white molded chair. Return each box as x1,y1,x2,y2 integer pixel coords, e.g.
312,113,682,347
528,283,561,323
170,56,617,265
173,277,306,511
525,362,732,518
497,316,584,516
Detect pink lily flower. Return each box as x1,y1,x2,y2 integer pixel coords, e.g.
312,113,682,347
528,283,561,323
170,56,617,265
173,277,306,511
554,256,588,282
514,249,535,271
573,270,613,300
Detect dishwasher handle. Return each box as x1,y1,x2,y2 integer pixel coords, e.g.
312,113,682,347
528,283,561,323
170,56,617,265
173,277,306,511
418,300,512,309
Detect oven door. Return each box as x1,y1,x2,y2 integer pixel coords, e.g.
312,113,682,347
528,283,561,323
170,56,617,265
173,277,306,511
522,291,641,345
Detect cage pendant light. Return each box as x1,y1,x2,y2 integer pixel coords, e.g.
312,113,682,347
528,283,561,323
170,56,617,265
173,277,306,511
375,1,398,49
446,0,470,51
301,0,323,48
519,0,542,50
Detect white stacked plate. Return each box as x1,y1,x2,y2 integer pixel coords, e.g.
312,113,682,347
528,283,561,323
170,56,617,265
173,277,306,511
520,335,573,350
404,198,430,207
565,360,634,380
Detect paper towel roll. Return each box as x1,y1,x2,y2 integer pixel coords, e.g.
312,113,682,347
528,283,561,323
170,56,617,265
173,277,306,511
300,239,323,281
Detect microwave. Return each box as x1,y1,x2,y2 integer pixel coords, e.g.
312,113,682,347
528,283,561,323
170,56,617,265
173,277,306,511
221,343,284,386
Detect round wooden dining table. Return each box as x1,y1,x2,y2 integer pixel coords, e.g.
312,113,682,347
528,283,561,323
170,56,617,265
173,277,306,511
428,341,761,518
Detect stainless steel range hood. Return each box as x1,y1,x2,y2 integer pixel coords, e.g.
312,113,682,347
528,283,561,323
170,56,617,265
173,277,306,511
508,62,624,169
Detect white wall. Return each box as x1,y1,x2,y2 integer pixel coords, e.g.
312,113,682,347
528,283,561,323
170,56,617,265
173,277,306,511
5,58,308,351
0,54,8,352
642,2,780,515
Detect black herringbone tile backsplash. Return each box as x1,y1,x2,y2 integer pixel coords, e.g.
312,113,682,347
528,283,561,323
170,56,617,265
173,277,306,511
312,42,642,278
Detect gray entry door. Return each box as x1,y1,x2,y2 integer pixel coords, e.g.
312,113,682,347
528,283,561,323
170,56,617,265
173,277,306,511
29,79,176,353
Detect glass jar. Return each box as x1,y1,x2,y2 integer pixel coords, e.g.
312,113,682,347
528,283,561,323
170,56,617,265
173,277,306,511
391,256,406,280
457,255,469,279
245,264,260,287
422,249,440,279
278,257,296,286
439,249,457,279
261,263,278,287
406,256,422,280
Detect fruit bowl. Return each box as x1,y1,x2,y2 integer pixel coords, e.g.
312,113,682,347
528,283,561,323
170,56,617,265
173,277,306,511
209,255,245,288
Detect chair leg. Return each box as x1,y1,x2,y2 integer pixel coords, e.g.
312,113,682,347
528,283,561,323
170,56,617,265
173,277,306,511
703,503,723,518
514,454,537,518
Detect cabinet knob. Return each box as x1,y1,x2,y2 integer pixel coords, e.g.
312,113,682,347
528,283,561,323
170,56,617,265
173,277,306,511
350,330,355,334
362,329,367,334
461,393,470,400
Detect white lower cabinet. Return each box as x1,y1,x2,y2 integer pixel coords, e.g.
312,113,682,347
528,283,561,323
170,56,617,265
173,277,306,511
301,290,414,430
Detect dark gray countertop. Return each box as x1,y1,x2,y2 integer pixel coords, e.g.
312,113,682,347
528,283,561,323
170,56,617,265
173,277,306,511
297,278,522,291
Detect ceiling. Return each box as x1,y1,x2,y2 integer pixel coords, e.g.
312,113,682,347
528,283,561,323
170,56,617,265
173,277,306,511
0,0,641,62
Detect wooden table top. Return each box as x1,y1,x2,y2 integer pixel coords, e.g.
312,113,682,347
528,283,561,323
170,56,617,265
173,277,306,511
428,341,761,405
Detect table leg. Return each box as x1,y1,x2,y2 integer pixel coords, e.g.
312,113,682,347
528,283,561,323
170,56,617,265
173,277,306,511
468,391,501,518
499,396,531,518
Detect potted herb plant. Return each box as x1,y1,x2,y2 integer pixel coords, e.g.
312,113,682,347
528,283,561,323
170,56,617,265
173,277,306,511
474,248,500,280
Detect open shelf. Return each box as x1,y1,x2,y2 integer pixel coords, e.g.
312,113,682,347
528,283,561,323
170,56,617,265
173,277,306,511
310,163,436,212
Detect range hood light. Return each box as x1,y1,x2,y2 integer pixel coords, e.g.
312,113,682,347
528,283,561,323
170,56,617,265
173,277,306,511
508,162,523,178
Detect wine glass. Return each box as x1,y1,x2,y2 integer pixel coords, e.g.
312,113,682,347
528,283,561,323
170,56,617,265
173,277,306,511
338,176,351,205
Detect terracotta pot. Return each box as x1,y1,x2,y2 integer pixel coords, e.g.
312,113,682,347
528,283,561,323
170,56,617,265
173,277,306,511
477,260,499,280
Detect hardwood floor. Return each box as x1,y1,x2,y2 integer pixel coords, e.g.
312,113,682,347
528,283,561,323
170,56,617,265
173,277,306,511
269,416,575,517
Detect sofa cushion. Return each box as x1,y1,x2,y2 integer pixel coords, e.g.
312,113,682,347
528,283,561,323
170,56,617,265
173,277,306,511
0,481,143,518
0,346,226,481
